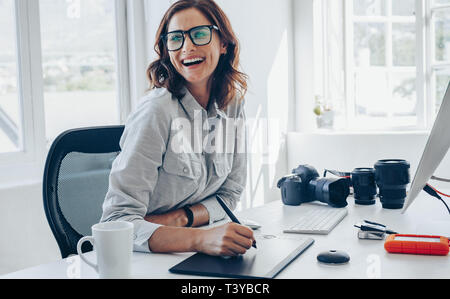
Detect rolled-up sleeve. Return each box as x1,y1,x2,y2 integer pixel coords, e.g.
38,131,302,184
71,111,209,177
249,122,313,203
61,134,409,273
201,106,248,224
100,97,170,253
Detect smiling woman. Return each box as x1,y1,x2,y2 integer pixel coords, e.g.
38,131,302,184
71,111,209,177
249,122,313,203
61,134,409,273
147,0,247,110
164,8,227,108
101,0,253,257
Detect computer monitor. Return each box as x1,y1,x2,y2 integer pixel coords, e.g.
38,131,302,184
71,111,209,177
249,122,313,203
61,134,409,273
402,81,450,213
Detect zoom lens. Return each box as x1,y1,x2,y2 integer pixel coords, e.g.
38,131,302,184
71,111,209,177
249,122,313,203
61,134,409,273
309,177,349,208
374,159,410,209
351,168,377,205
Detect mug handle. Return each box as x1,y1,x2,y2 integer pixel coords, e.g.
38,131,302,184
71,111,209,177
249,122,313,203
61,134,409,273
77,236,98,272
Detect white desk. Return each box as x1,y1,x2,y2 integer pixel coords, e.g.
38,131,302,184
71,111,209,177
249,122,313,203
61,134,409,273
2,193,449,279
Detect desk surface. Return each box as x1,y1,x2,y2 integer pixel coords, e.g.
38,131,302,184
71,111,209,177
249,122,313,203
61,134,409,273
3,194,450,279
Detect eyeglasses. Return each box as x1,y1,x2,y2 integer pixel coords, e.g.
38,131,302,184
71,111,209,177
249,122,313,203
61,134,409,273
162,25,219,51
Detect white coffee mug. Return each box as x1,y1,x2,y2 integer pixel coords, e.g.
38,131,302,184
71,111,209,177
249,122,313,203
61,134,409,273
77,221,134,279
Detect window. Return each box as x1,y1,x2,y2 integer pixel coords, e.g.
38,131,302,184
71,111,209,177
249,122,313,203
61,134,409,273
0,0,21,154
431,0,450,114
347,0,418,129
320,0,450,131
0,0,133,168
0,0,148,185
39,0,120,142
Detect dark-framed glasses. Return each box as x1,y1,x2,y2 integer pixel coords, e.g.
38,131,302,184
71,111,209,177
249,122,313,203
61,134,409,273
162,25,219,51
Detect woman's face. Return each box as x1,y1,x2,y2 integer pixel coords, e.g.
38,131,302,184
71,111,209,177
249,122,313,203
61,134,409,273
167,8,226,89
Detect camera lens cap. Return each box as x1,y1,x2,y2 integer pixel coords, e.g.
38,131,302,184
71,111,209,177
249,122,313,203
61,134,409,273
317,250,350,265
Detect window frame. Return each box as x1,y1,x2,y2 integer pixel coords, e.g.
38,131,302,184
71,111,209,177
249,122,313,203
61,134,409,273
316,0,450,132
0,0,144,186
0,0,45,166
343,0,427,131
428,1,450,126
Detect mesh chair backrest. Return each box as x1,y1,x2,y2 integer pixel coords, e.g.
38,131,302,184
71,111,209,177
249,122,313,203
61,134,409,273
57,151,118,236
43,126,124,258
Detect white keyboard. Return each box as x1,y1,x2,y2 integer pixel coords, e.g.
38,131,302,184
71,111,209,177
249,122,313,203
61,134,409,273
283,205,348,235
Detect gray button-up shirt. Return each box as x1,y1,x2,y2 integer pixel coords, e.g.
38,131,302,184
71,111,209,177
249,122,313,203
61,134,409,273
100,87,247,252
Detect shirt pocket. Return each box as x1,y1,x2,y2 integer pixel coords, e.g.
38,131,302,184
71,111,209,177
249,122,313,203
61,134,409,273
158,153,202,202
213,158,232,177
163,153,201,179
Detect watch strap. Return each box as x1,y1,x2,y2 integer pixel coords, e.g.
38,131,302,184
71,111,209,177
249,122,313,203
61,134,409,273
183,205,194,227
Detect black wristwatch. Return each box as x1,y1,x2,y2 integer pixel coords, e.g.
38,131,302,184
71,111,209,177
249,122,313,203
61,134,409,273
183,205,194,227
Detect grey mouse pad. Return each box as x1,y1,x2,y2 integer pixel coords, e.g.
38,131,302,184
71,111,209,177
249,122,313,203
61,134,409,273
169,235,314,279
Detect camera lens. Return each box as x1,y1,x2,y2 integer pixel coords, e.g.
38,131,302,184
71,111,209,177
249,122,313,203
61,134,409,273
374,159,411,209
309,177,349,208
351,168,377,205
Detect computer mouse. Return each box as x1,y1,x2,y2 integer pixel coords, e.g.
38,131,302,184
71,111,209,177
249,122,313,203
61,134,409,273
242,219,262,230
316,250,350,265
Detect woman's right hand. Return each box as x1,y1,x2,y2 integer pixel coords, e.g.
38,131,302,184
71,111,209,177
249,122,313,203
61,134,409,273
194,222,255,256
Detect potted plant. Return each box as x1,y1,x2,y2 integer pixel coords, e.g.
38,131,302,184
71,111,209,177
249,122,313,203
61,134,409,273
313,95,334,129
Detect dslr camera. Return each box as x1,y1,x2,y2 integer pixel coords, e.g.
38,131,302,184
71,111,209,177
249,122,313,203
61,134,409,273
277,165,350,208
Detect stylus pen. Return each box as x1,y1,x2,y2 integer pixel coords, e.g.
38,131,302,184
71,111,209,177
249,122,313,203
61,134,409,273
216,195,257,249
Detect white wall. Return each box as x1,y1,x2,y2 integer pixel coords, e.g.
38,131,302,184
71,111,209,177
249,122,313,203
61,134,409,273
217,0,294,208
0,182,60,275
292,0,317,132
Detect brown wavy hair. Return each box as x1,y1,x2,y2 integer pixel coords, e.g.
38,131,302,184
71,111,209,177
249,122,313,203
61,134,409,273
146,0,248,109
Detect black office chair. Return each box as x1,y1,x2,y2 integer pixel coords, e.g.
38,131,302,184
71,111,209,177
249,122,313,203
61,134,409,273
43,125,124,258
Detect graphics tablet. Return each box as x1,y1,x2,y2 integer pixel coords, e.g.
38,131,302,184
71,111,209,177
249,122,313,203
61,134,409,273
169,235,314,279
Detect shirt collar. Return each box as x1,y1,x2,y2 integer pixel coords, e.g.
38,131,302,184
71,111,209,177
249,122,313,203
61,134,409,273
178,86,227,120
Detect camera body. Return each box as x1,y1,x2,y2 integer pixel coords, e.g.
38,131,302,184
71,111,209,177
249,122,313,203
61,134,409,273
277,165,350,208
